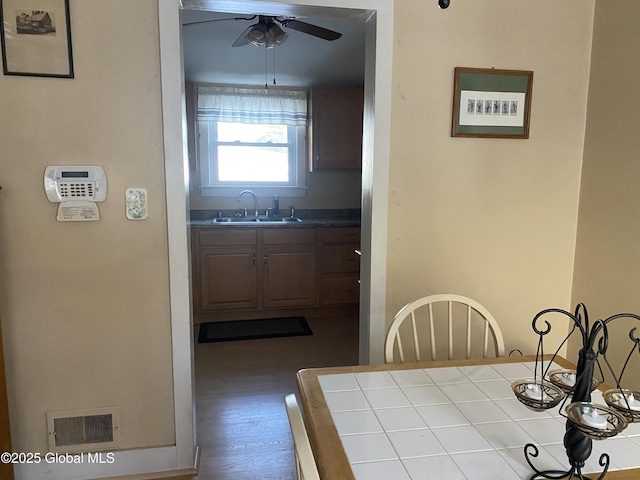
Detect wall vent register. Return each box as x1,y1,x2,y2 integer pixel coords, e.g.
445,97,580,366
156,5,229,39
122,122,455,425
46,407,121,453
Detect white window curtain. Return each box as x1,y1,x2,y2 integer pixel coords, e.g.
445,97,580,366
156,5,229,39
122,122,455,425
197,85,308,126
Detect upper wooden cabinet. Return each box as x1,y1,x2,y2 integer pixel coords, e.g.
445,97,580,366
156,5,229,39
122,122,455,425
309,88,364,171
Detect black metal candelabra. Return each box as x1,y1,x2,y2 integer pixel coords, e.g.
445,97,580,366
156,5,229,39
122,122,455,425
512,303,640,480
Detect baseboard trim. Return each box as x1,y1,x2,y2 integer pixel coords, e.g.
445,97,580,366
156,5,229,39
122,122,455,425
95,467,198,480
95,446,200,480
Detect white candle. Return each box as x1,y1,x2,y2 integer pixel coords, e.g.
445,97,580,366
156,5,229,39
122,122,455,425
524,383,549,401
582,409,607,429
560,372,576,387
619,393,640,411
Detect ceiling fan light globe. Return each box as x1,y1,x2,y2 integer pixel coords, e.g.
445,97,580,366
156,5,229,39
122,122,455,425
246,23,268,46
268,24,288,45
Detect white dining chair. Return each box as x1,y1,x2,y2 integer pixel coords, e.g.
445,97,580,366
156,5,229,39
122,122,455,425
384,293,505,363
284,393,321,480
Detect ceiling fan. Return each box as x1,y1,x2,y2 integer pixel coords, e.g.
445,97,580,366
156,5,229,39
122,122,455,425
235,16,341,48
184,14,342,48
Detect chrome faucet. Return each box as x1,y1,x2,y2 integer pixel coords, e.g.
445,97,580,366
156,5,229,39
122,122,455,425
237,190,259,217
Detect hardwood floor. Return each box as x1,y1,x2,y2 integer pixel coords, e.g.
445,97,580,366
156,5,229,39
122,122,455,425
193,315,359,480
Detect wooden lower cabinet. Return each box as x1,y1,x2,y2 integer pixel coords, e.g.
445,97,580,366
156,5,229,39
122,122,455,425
261,227,317,308
320,276,360,305
192,225,360,320
263,246,317,308
199,247,257,311
319,227,361,306
194,228,258,312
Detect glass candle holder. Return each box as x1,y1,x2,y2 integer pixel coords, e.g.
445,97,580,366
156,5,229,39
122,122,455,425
603,389,640,423
512,379,565,412
565,402,628,440
547,369,601,394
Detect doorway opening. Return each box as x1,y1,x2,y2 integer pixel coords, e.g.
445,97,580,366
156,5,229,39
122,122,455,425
183,2,365,479
182,4,366,478
158,0,392,472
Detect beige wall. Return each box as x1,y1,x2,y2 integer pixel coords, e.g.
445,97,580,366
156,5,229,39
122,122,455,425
386,0,595,353
0,1,175,453
570,0,640,390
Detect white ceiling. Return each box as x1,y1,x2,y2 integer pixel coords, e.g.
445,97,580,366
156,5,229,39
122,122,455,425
181,9,367,88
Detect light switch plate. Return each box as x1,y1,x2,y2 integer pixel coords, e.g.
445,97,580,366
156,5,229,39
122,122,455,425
125,188,148,220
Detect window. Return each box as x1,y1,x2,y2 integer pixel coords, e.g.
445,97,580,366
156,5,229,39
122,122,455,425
196,85,308,197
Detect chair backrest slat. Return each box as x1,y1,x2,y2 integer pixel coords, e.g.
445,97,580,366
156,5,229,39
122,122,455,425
384,294,505,363
396,332,405,363
410,312,421,362
466,305,472,359
428,303,436,361
483,321,489,358
447,301,453,360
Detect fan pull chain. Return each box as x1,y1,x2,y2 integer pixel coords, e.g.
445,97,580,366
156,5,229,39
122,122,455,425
273,47,277,85
264,46,268,89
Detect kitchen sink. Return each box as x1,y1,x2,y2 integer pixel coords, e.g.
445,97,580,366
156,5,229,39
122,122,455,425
212,217,303,224
258,217,303,223
212,217,259,223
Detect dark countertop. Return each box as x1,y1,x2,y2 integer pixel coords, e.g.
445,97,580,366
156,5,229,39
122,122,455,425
189,209,361,228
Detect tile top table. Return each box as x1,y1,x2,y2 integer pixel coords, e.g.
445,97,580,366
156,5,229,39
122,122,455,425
296,356,640,480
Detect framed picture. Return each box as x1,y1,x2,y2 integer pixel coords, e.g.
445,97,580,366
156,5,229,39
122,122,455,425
0,0,73,78
451,67,533,139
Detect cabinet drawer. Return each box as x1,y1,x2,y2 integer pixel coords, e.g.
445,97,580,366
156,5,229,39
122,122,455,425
321,227,360,244
199,228,257,246
322,246,361,273
320,276,360,305
262,228,317,245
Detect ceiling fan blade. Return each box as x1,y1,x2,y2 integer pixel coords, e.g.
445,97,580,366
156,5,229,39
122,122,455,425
281,19,342,41
183,15,257,27
232,25,254,47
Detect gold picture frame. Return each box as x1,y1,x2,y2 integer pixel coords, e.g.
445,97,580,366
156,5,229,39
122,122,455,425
451,67,533,139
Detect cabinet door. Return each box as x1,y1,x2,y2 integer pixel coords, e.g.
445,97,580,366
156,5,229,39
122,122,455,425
311,88,364,171
199,247,257,311
263,246,317,308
